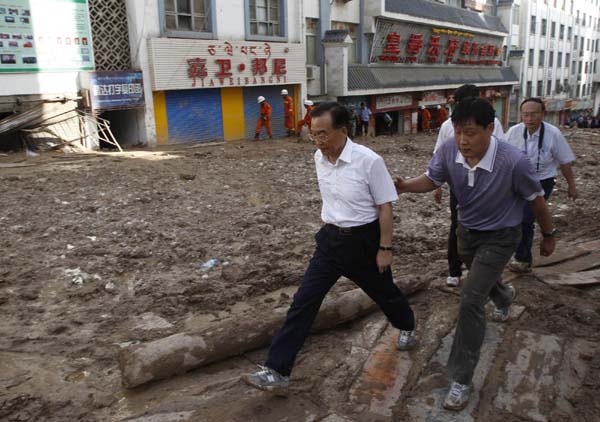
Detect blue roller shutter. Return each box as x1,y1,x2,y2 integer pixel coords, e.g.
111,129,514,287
166,88,223,143
243,85,295,139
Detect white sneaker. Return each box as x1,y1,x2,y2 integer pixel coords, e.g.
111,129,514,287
446,276,460,287
508,258,531,273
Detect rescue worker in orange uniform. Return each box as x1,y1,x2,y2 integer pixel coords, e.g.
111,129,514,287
296,100,315,136
420,105,432,133
255,96,273,140
436,104,448,129
281,89,295,137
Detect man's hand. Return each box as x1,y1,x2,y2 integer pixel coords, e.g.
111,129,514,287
433,187,442,205
540,237,556,257
376,250,393,273
568,185,578,200
394,176,407,194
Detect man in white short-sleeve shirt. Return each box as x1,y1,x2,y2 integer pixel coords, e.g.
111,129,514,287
242,102,416,397
505,97,577,272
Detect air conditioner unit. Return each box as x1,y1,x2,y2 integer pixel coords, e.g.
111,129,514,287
306,65,316,80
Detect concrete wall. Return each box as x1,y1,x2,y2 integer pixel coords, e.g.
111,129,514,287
126,0,161,146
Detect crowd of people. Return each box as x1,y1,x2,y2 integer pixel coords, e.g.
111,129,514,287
242,84,578,413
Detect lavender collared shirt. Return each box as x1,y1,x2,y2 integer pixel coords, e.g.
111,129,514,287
426,136,544,231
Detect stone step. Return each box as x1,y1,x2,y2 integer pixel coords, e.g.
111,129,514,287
494,330,597,422
348,307,457,420
405,323,505,421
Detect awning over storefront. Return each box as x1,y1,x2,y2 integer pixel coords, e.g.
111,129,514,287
384,0,507,35
347,65,518,95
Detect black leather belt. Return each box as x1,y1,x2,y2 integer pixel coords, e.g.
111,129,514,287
324,220,379,235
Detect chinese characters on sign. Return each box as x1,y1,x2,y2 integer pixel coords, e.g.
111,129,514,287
186,42,289,88
371,21,502,66
88,71,145,111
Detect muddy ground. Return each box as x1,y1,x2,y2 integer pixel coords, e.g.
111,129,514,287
0,129,599,421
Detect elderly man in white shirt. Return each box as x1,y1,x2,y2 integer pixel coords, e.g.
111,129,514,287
432,84,506,288
505,97,577,272
242,102,416,397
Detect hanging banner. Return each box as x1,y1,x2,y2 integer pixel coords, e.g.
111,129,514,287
0,0,94,73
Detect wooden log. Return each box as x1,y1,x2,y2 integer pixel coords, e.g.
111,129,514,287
119,279,428,389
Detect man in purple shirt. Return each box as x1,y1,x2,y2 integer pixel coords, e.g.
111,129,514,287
394,97,556,411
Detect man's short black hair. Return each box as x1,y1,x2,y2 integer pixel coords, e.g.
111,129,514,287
454,84,479,103
451,97,495,129
310,101,351,130
520,97,546,111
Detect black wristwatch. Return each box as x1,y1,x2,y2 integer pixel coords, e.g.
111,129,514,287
379,245,393,251
542,229,557,238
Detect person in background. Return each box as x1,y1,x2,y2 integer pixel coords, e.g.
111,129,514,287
505,97,577,273
437,105,448,129
383,112,394,136
420,106,431,134
255,96,272,140
359,102,372,137
296,100,316,137
281,89,295,137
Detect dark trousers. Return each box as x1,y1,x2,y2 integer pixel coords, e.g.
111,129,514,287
265,221,415,377
360,120,369,135
448,191,463,277
448,224,521,385
514,178,555,265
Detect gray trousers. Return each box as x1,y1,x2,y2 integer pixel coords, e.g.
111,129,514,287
447,224,522,385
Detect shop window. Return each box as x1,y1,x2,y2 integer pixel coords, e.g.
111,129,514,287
246,0,287,41
306,18,318,65
162,0,215,38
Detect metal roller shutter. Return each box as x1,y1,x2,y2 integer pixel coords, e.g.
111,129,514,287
242,85,295,139
166,88,223,143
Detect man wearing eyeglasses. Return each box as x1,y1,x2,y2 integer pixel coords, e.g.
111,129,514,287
242,102,416,397
505,98,577,273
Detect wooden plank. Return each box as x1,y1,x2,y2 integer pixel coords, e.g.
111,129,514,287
534,239,600,268
538,269,600,286
535,251,600,277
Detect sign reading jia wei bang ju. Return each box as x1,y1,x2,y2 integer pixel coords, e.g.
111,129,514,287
375,93,413,111
0,0,94,72
371,19,502,66
148,38,305,91
186,41,292,88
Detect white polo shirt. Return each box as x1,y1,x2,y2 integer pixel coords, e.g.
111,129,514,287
315,138,398,227
505,122,576,180
433,117,505,154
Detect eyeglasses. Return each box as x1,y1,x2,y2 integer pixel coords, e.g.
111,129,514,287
521,112,542,118
309,129,339,142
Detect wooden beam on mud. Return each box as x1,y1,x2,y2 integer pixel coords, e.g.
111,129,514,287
118,279,428,389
